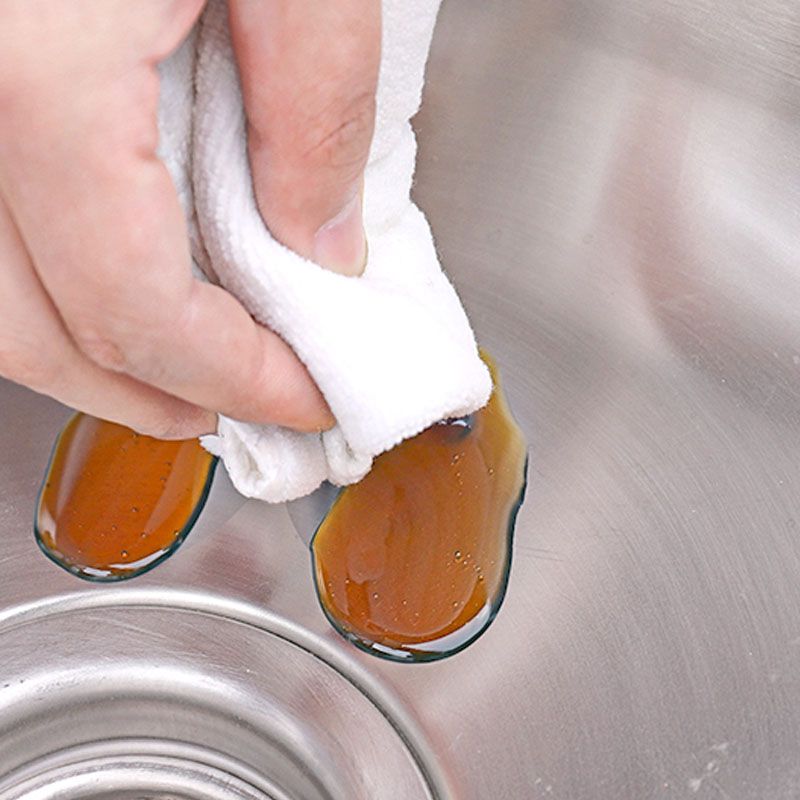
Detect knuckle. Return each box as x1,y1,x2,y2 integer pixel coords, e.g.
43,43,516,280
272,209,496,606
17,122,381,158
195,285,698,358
70,325,129,372
69,307,157,377
67,293,169,379
295,89,376,173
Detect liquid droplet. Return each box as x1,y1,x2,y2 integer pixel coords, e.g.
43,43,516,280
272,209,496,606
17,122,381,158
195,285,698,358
454,550,463,561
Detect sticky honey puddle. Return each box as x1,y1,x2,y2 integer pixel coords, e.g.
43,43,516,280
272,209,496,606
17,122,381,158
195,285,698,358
36,353,527,660
311,352,527,661
36,415,216,580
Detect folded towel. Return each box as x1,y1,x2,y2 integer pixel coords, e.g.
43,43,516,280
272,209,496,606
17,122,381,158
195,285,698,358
158,0,491,503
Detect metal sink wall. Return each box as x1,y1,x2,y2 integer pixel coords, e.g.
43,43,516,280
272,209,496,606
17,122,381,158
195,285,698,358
2,0,800,797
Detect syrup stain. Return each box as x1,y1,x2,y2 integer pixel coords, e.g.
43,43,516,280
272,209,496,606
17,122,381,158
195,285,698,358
35,414,216,580
34,354,526,663
310,353,527,662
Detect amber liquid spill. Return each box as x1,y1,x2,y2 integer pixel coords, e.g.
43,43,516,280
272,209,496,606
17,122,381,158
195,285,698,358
311,353,528,662
34,355,526,662
35,414,216,580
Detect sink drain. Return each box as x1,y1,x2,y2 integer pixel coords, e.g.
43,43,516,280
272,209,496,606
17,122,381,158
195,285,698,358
0,740,281,800
0,601,437,800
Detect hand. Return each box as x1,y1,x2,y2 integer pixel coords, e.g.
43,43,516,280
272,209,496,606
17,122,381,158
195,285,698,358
0,0,380,438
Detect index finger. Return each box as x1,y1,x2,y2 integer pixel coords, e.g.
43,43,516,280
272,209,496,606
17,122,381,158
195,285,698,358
0,48,333,432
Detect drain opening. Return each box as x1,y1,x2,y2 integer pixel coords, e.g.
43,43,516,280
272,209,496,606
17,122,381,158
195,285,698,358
0,740,292,800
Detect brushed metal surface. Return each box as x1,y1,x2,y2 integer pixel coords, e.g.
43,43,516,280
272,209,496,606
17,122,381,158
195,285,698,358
2,0,800,797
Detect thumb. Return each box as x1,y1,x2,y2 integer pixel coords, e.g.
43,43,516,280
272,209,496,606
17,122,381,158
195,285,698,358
228,0,380,277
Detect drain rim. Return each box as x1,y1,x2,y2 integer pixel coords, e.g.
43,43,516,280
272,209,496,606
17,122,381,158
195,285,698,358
0,738,288,800
0,590,452,800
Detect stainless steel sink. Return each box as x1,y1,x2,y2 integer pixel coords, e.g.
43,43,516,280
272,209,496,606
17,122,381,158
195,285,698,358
2,0,800,797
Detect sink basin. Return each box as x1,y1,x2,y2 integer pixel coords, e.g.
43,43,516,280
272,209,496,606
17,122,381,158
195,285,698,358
2,0,800,797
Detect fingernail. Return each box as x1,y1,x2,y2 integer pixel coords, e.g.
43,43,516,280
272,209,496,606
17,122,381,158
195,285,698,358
312,192,367,277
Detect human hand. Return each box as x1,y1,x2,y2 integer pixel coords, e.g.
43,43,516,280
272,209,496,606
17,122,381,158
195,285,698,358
0,0,380,438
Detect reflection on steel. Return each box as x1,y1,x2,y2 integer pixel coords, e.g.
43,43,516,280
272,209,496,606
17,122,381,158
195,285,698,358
2,0,800,796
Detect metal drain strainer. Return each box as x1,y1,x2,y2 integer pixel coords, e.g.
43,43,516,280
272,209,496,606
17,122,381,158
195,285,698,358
0,603,434,800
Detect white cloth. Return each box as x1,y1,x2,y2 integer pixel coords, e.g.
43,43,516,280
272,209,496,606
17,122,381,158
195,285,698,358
158,0,491,503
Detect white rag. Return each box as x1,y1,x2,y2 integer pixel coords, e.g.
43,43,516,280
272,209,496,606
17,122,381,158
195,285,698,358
158,0,491,503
